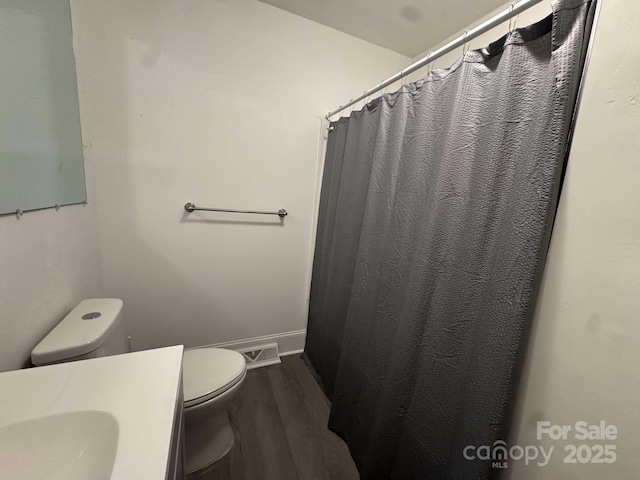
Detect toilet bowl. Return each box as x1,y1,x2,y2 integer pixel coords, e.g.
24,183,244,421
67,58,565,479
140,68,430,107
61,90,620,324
30,298,247,475
182,347,246,473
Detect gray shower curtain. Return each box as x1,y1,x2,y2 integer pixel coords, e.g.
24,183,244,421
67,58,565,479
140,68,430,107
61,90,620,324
303,0,595,478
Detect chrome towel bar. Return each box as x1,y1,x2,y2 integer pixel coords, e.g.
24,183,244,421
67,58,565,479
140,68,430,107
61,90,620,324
184,203,287,218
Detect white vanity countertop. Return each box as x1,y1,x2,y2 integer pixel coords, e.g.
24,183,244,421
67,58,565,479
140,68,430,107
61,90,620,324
0,345,184,480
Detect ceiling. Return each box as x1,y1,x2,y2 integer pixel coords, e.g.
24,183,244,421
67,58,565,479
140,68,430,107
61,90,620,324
259,0,509,58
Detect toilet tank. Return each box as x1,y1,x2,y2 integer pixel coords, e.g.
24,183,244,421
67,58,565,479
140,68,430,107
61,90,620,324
31,298,128,366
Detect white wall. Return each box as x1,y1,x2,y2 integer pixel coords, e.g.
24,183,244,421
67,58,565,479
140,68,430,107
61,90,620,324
408,1,640,478
70,0,409,352
0,205,103,372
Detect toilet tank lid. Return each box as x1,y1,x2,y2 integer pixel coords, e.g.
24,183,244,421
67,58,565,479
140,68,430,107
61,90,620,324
31,299,124,366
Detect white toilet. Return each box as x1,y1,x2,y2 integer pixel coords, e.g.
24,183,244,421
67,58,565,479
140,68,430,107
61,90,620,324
30,298,247,475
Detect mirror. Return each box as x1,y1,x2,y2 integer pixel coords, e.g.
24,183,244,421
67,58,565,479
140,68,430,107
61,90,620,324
0,0,86,215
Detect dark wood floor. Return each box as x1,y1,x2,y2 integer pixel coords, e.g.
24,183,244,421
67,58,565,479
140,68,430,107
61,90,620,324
188,355,359,480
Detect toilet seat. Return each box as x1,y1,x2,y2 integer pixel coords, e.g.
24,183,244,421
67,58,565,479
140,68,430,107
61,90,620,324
182,347,246,408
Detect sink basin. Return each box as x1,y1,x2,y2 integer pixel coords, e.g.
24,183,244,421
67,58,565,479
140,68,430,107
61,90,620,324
0,346,184,480
0,410,118,480
0,411,118,480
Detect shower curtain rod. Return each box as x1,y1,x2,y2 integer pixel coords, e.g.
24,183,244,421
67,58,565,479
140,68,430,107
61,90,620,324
327,0,544,119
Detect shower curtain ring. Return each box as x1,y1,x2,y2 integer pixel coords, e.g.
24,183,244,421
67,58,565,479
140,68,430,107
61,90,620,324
462,30,469,55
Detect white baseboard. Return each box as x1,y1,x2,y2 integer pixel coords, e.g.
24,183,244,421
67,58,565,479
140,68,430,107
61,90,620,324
196,329,306,358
